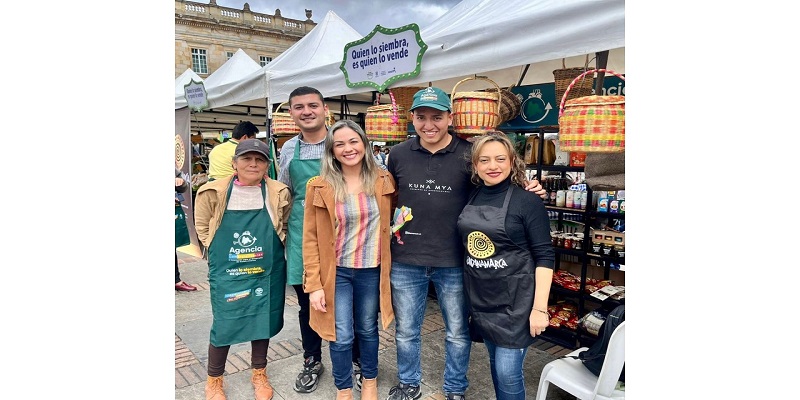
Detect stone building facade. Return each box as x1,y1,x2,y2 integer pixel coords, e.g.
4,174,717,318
175,0,317,77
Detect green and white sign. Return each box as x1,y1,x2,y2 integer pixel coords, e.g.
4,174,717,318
184,79,209,112
340,24,427,92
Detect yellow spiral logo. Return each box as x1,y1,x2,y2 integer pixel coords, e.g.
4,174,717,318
467,231,495,259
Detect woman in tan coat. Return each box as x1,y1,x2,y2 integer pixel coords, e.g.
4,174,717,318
302,120,396,400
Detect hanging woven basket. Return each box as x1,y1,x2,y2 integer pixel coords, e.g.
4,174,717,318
498,84,522,124
365,92,408,142
271,102,300,137
271,102,335,137
558,69,625,153
553,56,595,105
451,76,501,136
389,86,425,116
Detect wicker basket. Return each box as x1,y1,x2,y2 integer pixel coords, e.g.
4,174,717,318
390,86,425,115
271,102,300,137
553,57,595,106
498,85,522,124
451,76,501,135
271,102,335,137
365,103,408,142
558,69,625,152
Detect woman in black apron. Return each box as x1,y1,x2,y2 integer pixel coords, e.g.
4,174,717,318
194,139,292,400
303,120,396,400
456,132,555,400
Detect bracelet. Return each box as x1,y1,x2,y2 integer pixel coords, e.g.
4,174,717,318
533,308,549,317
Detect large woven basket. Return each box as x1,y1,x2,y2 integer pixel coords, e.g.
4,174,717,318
271,102,335,137
553,57,595,105
271,102,300,137
558,69,625,152
390,86,425,116
451,76,501,135
365,101,408,142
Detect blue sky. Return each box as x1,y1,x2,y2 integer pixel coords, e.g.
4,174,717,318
214,0,461,36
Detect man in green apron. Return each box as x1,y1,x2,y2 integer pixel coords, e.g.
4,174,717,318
195,139,292,400
277,86,364,393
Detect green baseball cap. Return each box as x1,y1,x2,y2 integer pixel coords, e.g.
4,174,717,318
409,87,452,112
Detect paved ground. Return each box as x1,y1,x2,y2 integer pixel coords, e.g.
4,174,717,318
175,252,576,399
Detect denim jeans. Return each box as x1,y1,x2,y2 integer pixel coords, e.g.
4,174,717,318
390,262,470,394
484,339,529,400
330,266,380,389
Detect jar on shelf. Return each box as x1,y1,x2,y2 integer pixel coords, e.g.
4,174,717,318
614,245,625,258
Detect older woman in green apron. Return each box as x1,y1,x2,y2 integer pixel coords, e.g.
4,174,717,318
194,139,292,400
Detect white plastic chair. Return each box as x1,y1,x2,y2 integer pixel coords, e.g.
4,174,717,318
535,321,625,400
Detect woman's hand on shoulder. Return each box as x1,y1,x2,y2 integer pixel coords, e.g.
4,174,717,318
524,178,547,199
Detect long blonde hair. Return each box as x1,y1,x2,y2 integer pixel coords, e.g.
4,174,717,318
469,131,527,187
320,120,379,201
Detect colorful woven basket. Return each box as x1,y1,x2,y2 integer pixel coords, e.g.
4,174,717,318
451,76,501,135
389,86,425,116
271,102,335,137
366,93,408,142
558,69,625,153
271,102,300,137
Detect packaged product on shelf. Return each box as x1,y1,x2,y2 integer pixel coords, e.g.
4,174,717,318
578,310,609,336
552,137,570,165
565,316,579,330
597,197,609,212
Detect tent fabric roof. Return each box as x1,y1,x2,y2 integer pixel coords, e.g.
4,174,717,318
265,10,363,104
176,0,625,114
175,68,203,110
263,0,624,102
203,49,261,89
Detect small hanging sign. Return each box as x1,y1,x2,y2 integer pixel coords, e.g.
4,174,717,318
183,79,209,112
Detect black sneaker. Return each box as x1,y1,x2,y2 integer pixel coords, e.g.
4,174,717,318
386,382,422,400
445,394,465,400
293,356,324,393
353,360,363,392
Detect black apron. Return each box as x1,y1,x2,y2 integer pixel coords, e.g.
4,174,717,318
457,185,537,348
207,180,286,346
286,141,321,285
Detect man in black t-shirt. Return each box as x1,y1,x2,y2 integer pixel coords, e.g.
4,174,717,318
385,87,544,400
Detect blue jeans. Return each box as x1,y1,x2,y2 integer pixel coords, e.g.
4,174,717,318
390,262,470,394
484,340,529,400
330,266,380,390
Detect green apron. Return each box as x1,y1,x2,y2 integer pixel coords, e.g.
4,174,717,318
175,203,191,248
207,179,286,346
286,141,321,285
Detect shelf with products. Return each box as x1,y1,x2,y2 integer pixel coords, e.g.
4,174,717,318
518,127,625,349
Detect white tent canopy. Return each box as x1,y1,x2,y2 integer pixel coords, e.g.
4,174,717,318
265,10,363,104
175,68,203,110
176,0,625,131
265,0,624,101
175,10,367,134
202,48,263,107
